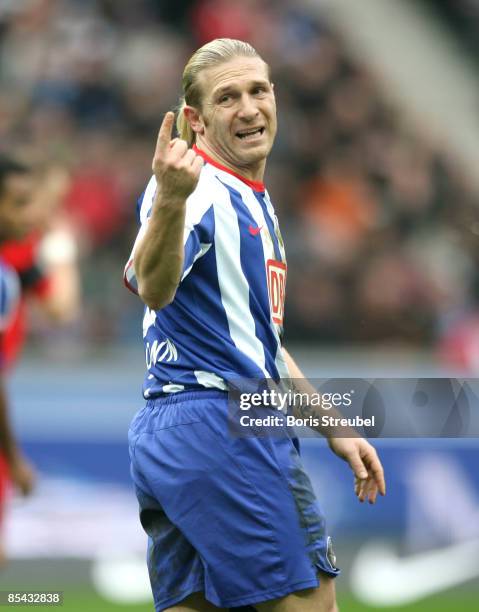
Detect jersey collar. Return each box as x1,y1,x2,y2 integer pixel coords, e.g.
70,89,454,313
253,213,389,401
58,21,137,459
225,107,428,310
193,145,265,192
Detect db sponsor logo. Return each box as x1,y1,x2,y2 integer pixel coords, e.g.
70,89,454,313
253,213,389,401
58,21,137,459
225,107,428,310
267,259,286,325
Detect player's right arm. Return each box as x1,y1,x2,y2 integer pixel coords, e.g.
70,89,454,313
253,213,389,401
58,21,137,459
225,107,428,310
133,112,204,310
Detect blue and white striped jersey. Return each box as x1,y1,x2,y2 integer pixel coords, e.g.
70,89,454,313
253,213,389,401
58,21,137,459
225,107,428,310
124,147,290,397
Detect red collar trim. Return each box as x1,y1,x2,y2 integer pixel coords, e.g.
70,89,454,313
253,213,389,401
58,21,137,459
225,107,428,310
193,145,265,192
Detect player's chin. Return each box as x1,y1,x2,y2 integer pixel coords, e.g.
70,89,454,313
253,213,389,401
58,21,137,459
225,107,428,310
235,142,270,162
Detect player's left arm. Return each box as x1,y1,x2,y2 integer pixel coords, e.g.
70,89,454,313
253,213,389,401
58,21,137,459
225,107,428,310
282,347,386,503
27,164,81,323
36,223,81,324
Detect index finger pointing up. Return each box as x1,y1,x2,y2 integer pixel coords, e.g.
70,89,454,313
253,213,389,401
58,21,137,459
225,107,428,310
155,111,175,157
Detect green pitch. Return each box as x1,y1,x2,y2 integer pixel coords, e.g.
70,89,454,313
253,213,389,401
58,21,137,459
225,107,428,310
338,592,479,611
5,590,477,611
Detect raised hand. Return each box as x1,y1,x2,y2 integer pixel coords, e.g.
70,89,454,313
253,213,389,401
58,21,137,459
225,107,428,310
152,112,204,201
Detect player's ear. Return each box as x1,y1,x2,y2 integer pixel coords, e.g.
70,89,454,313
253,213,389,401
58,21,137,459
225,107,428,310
184,106,205,135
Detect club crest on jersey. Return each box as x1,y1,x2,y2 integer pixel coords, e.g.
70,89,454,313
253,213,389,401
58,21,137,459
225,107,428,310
266,259,286,325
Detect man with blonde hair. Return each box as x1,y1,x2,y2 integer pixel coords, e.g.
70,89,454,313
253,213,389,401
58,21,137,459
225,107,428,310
125,38,385,612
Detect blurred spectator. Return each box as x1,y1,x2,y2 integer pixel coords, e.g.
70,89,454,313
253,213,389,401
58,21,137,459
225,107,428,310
418,0,479,66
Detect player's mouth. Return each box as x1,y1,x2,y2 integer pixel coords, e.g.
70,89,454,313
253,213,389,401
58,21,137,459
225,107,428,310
236,127,265,141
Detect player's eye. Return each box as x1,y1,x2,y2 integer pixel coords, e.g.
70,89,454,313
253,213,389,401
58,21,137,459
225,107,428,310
253,86,267,95
218,94,232,104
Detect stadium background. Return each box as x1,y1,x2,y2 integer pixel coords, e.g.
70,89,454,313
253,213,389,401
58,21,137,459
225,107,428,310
1,0,479,610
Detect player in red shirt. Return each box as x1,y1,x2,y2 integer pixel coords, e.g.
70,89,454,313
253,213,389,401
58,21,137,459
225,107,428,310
0,163,81,368
0,156,80,566
0,233,52,368
0,155,37,566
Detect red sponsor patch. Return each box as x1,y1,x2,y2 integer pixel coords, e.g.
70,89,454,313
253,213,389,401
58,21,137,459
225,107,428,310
266,259,287,325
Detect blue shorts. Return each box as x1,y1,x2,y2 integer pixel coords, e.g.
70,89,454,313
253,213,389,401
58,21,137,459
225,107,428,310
128,390,339,611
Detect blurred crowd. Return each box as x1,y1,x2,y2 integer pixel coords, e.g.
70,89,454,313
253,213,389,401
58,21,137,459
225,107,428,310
420,0,479,66
1,0,479,367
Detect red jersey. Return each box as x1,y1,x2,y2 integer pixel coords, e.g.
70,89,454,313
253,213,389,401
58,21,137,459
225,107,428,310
0,234,52,368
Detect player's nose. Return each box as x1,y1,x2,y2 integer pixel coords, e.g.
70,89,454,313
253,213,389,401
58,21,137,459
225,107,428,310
237,94,259,120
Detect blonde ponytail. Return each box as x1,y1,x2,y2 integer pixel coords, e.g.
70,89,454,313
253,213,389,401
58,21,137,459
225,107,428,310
175,38,268,146
176,98,194,146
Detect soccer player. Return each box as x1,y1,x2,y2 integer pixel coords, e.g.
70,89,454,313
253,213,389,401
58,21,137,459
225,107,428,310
0,156,36,566
125,39,385,612
0,164,81,368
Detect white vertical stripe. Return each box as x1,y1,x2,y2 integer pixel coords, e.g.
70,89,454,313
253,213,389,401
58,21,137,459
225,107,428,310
262,191,290,379
212,176,269,378
239,187,277,267
236,184,285,338
124,175,156,286
139,176,157,224
227,180,290,381
184,169,215,231
263,191,287,262
275,345,291,379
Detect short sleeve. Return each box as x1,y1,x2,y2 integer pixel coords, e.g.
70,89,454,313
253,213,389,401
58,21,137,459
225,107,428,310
123,173,214,295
